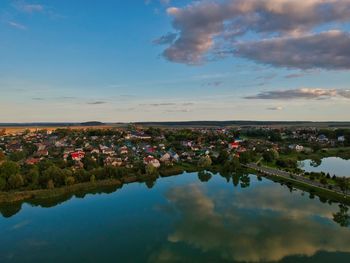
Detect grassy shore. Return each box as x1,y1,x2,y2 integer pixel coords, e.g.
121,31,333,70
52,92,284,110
0,163,198,205
0,178,124,203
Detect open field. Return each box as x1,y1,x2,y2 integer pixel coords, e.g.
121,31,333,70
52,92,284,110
2,121,350,134
0,125,121,135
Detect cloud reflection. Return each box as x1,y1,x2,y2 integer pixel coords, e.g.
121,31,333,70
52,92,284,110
155,183,350,262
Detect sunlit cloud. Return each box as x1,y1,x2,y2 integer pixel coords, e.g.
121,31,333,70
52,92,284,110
245,88,350,100
157,0,350,68
266,106,284,111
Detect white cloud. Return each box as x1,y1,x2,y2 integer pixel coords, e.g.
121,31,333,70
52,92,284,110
267,106,284,111
245,88,350,100
14,2,44,13
7,21,26,30
157,0,350,68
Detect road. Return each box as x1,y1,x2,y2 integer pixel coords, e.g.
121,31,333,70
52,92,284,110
244,163,348,197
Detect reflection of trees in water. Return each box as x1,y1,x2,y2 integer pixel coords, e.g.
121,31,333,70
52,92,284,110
145,178,157,189
218,171,250,189
310,158,322,167
333,204,350,227
0,203,22,218
0,184,123,218
197,171,212,182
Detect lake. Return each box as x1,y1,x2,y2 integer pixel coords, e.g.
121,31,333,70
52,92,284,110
0,172,350,263
299,157,350,178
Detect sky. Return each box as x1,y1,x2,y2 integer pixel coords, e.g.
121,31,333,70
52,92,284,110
1,0,350,123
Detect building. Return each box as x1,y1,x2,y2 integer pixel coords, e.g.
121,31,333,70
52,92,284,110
143,155,160,168
338,136,346,142
71,151,85,161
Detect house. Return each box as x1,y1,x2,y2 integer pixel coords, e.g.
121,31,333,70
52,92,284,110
25,158,41,165
91,148,100,154
71,151,85,161
160,151,179,164
143,155,160,168
102,147,115,156
317,134,328,143
229,141,240,150
289,144,304,152
338,136,346,142
35,143,46,151
36,149,49,157
145,146,156,154
160,153,171,163
237,147,247,153
119,146,128,155
105,157,123,167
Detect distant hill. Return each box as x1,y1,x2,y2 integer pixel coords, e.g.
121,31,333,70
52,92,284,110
0,121,105,127
80,121,105,126
133,121,350,128
1,121,350,128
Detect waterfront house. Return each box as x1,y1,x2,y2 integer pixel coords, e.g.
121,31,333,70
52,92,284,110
143,155,160,168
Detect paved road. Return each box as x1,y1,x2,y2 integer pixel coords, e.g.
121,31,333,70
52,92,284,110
244,163,348,197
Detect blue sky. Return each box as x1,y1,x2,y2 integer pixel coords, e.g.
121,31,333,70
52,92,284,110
1,0,350,122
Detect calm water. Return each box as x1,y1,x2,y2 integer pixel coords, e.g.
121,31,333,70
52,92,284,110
0,172,350,263
299,157,350,177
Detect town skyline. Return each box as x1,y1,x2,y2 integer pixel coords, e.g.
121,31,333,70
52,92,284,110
1,0,350,122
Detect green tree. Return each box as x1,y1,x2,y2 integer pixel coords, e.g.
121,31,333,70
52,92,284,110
65,176,75,186
214,150,228,165
320,177,328,186
47,179,55,189
222,157,241,174
239,151,255,164
198,155,212,168
26,167,40,186
263,150,278,163
82,156,98,171
0,161,20,180
146,163,158,175
90,174,96,183
8,174,24,189
41,165,66,187
0,177,6,190
336,177,350,194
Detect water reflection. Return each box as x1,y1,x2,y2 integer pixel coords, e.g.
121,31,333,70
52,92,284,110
155,181,350,262
299,157,350,177
1,172,350,262
0,183,123,218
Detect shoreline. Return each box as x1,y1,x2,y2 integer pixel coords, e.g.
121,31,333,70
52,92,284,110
0,178,123,204
1,157,349,207
0,166,187,205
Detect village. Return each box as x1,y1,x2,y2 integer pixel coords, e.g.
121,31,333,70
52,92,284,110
0,125,349,192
